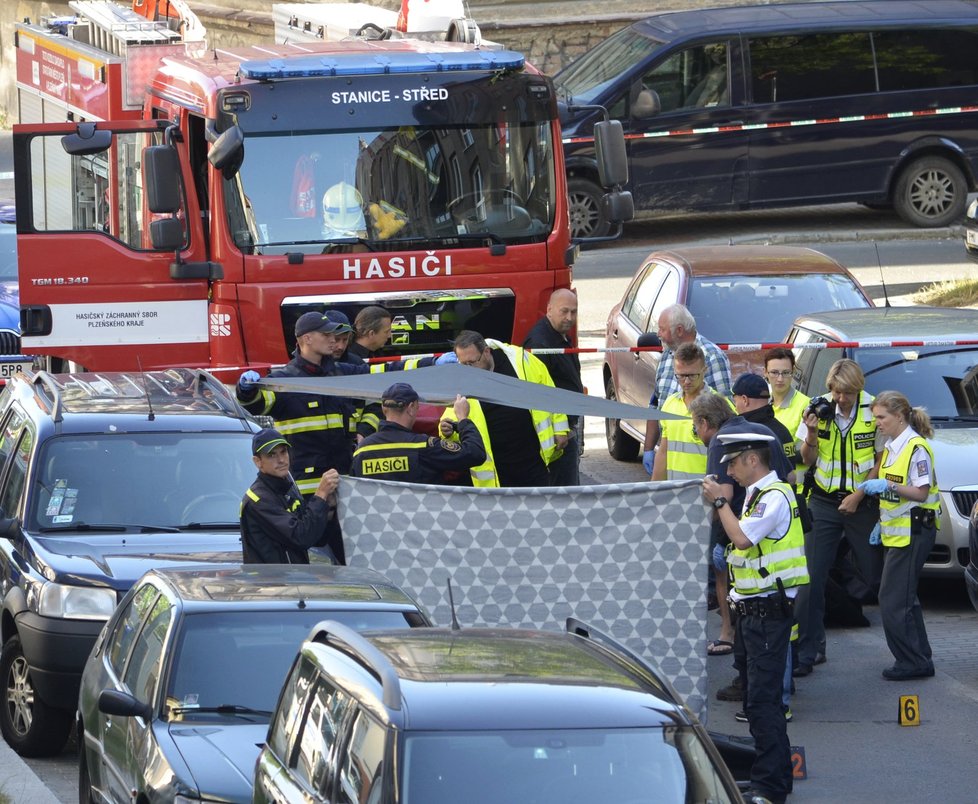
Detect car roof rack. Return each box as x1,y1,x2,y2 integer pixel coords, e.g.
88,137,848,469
308,619,403,710
566,617,675,696
29,371,66,423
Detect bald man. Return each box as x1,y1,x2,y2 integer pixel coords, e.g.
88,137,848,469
523,288,583,485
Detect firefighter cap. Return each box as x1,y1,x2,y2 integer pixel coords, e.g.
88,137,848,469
381,382,421,407
253,428,290,456
295,310,354,337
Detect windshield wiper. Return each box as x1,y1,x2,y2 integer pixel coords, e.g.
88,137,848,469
171,704,273,717
179,522,240,530
39,523,128,533
931,414,978,422
396,233,507,248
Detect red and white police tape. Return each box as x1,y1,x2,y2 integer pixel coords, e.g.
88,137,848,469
561,105,978,145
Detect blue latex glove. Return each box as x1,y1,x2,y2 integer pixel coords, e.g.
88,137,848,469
238,370,261,393
435,351,458,365
868,522,881,545
643,449,655,474
858,478,889,495
712,542,727,572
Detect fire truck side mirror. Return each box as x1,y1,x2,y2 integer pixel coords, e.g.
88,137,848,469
61,123,112,157
593,119,628,189
150,218,185,251
144,145,183,214
208,125,244,179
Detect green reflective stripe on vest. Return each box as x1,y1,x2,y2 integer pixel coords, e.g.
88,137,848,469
295,476,320,494
813,391,877,492
661,393,707,480
359,412,381,430
246,488,260,502
442,400,498,487
774,389,810,492
277,413,346,435
369,363,390,373
354,441,428,457
728,481,810,596
879,436,940,548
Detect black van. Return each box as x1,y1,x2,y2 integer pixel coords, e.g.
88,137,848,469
556,0,978,237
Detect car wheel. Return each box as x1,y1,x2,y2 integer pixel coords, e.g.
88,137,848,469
568,177,610,239
78,734,95,804
0,635,73,757
605,376,639,461
893,155,967,227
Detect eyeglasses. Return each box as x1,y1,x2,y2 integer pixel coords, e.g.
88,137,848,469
676,372,702,381
767,370,792,377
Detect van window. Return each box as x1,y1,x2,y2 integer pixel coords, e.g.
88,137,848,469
555,27,663,105
874,28,978,91
749,33,875,103
639,42,730,112
294,677,354,793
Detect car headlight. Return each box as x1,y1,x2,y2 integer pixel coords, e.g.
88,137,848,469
967,197,978,220
35,582,117,620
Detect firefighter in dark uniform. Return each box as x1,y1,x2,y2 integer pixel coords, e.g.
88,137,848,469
703,431,809,804
351,383,487,484
240,428,339,564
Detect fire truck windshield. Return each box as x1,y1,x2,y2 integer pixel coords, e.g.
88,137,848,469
225,121,556,254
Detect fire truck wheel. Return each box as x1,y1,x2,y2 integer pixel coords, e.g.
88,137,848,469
568,177,610,239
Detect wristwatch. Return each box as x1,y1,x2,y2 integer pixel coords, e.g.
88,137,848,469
713,496,728,510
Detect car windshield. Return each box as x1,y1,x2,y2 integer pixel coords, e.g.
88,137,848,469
554,27,662,104
689,274,870,344
402,727,737,803
226,121,555,254
166,610,415,719
856,346,978,418
28,432,255,531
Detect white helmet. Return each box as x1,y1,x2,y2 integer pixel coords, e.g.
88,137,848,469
322,182,365,236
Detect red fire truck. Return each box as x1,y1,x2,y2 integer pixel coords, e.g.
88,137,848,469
13,0,629,379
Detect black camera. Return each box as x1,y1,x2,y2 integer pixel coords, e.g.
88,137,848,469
806,396,835,421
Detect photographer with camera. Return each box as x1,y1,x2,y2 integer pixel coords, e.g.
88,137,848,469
793,359,884,678
856,391,937,680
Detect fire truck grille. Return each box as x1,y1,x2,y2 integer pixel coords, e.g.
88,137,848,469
0,330,22,356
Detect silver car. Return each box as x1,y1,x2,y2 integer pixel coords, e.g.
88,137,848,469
786,306,978,579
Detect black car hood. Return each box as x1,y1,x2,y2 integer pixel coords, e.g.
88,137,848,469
170,721,267,801
26,532,242,590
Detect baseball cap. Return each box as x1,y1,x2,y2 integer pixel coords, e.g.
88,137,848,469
717,429,777,463
381,382,421,406
252,428,290,456
295,310,354,337
732,373,770,400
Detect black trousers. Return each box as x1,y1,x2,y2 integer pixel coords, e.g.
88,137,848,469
737,605,793,802
880,525,935,673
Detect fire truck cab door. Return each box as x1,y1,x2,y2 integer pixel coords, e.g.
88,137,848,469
13,121,210,370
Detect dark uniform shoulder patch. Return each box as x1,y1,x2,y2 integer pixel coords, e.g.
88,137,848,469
437,438,462,452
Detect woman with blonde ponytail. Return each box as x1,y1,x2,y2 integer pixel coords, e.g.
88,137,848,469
858,391,937,681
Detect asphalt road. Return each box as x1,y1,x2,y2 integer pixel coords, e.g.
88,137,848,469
16,204,978,803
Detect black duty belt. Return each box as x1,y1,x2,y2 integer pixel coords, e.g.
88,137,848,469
731,596,793,619
811,487,850,503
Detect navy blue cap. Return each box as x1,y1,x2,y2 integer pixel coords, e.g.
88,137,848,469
732,373,770,399
381,382,420,405
252,428,290,456
295,310,354,337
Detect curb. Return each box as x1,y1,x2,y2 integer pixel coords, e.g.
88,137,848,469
0,739,61,803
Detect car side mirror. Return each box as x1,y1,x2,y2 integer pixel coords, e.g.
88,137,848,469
0,514,21,541
637,332,662,348
98,689,152,720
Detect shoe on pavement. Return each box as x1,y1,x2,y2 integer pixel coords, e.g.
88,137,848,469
792,663,813,677
814,652,827,665
743,788,786,804
716,677,744,701
882,665,935,680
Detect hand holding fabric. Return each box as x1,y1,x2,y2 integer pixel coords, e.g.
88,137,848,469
435,352,458,365
238,370,261,393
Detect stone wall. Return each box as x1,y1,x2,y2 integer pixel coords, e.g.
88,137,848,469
0,0,808,124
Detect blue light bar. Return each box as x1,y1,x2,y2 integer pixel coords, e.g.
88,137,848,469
240,49,525,80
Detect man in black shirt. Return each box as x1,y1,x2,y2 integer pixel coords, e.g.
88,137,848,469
522,288,583,485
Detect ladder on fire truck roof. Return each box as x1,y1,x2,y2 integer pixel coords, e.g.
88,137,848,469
64,0,203,55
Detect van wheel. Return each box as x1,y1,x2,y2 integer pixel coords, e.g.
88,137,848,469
605,376,639,461
568,177,610,239
0,635,73,757
894,156,967,227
